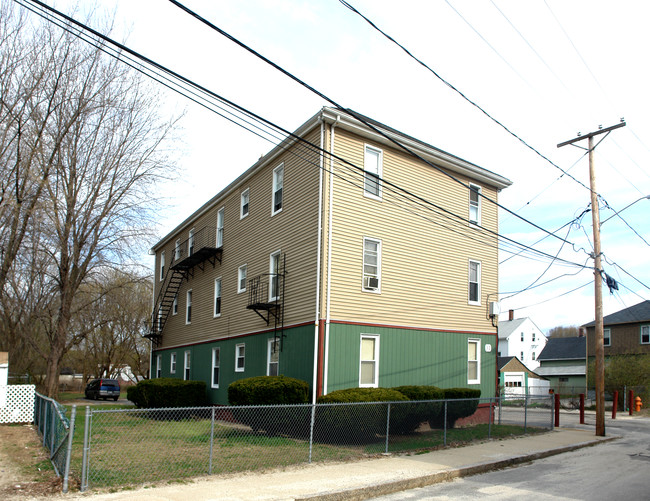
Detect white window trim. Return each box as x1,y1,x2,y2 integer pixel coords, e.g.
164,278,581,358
211,347,220,388
170,352,177,374
159,251,165,281
188,228,195,256
267,338,279,376
362,237,381,293
269,250,281,302
216,207,224,248
175,239,181,261
469,183,481,226
359,334,380,388
240,188,250,219
641,325,650,344
468,339,481,385
238,265,247,294
184,350,191,381
172,295,178,316
235,343,245,372
604,327,611,347
214,277,222,318
468,260,481,305
363,144,383,200
272,164,284,215
156,354,162,378
186,289,192,325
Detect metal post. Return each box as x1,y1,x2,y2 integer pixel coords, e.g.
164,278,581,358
62,405,76,494
443,400,448,447
81,406,91,492
524,393,528,433
623,385,627,412
42,401,48,447
554,394,561,428
49,403,56,456
208,407,215,475
498,395,502,425
580,393,585,424
308,404,316,463
612,390,618,419
385,403,391,454
488,398,492,439
629,389,634,416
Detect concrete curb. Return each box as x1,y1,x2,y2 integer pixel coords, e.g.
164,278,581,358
298,436,618,501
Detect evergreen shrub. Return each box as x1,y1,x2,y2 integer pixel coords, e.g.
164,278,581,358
390,385,444,434
126,378,208,409
429,388,482,429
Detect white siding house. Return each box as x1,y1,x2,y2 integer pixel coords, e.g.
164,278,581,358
498,313,547,370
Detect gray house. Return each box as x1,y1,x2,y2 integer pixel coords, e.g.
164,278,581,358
535,336,586,393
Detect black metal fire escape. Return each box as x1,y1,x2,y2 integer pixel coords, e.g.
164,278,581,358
246,253,286,350
145,226,222,346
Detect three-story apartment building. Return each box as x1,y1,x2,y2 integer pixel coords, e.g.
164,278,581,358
147,107,511,405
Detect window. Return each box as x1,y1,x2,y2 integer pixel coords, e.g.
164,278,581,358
364,145,382,199
170,352,177,374
159,251,165,281
362,238,381,292
468,339,480,384
156,354,162,378
468,260,481,304
175,239,181,261
520,351,524,360
235,344,245,372
186,290,192,324
157,306,163,331
241,188,249,219
267,339,279,376
269,251,281,301
216,207,224,247
184,350,191,380
604,328,611,347
272,164,283,214
188,228,195,256
238,265,247,293
359,335,379,387
521,332,524,342
532,352,536,361
172,295,178,316
641,325,650,344
214,278,222,317
559,377,569,383
211,348,220,388
532,332,536,342
469,184,481,225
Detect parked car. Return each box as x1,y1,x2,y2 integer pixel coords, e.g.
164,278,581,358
84,379,121,401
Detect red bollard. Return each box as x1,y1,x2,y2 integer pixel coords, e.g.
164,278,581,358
579,393,585,424
629,389,634,416
554,393,560,427
612,390,618,419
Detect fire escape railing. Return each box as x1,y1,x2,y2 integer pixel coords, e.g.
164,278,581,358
246,254,286,349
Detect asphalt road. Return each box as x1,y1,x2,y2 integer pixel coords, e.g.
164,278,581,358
372,413,650,500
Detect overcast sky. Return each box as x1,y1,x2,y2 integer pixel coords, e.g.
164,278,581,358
43,0,650,334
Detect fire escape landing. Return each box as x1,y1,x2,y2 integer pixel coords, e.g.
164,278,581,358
246,254,286,349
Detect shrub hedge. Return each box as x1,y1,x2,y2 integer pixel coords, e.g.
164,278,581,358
429,388,482,429
126,378,208,409
390,385,444,434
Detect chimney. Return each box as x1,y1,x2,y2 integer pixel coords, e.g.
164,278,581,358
509,309,514,321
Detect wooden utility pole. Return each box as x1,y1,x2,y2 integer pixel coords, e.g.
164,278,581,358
557,121,625,437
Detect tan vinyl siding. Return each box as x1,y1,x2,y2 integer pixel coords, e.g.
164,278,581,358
155,128,322,349
327,128,499,333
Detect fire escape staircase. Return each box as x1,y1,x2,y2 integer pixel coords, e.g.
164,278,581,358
145,226,222,346
246,254,286,349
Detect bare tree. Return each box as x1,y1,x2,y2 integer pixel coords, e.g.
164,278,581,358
547,325,580,338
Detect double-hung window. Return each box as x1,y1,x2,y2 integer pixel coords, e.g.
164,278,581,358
641,325,650,344
214,278,222,317
604,328,611,347
157,306,163,331
156,354,162,378
241,188,249,219
175,239,181,261
235,343,245,372
170,352,177,374
184,350,191,380
267,338,279,376
211,348,220,388
468,260,481,305
269,251,281,301
469,184,481,225
364,145,382,199
468,339,480,384
362,238,381,292
359,335,379,387
272,164,284,214
159,251,165,281
188,228,195,256
216,207,224,247
172,295,178,316
238,265,247,294
186,290,192,324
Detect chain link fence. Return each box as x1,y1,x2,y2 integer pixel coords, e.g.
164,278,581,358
33,393,77,493
79,396,554,491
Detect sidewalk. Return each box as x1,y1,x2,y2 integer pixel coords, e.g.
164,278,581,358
62,426,615,501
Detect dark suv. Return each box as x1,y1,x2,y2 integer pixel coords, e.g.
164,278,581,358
84,379,121,401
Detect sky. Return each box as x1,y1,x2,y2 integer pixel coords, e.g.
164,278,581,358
34,0,650,334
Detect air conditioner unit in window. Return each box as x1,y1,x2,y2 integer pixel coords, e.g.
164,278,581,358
364,277,379,290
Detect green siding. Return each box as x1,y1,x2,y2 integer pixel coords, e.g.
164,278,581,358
152,324,316,405
326,323,497,397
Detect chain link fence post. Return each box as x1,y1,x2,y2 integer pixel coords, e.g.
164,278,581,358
209,407,215,475
62,405,76,493
81,406,91,492
308,403,316,464
443,400,448,447
384,403,391,454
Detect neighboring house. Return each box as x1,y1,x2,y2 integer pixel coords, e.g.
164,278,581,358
535,336,586,392
498,356,549,397
497,311,547,370
583,300,650,357
146,107,511,405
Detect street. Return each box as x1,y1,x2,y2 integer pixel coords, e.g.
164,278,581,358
372,412,650,500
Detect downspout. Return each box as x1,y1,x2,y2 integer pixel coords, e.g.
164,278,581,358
312,119,325,404
323,116,339,395
149,249,156,379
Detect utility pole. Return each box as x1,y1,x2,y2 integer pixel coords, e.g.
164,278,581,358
557,120,625,437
